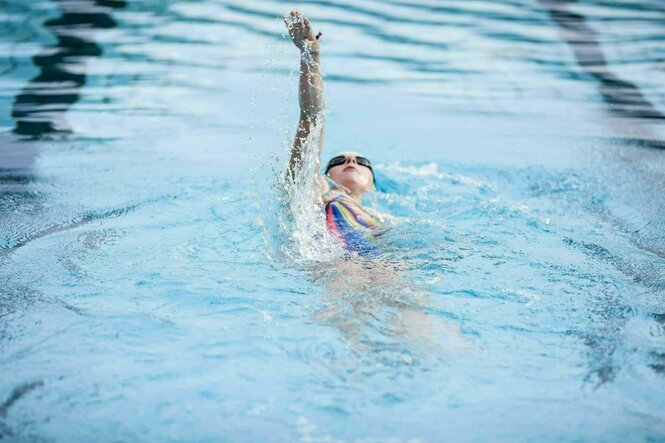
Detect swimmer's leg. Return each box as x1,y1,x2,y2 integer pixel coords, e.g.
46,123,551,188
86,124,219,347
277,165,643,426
396,307,475,353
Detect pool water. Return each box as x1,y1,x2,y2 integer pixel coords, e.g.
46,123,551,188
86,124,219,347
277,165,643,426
1,0,664,441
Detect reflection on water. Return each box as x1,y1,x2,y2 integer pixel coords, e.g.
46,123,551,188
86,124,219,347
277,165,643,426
0,0,664,441
1,0,133,255
11,0,125,138
542,0,665,149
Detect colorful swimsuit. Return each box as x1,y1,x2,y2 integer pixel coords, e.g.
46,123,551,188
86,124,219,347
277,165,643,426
322,188,383,256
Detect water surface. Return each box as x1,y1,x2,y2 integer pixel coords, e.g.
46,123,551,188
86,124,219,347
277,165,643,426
1,0,664,441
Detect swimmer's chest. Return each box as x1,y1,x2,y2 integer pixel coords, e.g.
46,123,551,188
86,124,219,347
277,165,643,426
322,190,382,230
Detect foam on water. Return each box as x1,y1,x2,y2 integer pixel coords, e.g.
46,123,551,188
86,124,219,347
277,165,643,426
263,121,344,266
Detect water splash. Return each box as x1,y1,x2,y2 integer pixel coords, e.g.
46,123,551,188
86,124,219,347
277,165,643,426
257,118,343,266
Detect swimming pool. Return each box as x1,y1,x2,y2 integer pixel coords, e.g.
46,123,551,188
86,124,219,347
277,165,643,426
1,0,664,441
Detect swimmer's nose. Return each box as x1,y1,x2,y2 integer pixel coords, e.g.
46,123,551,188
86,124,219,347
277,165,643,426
344,156,358,165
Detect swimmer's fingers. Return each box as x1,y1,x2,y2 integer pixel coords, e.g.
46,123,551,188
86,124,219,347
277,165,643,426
284,11,304,44
284,18,298,44
283,12,297,36
284,11,320,54
302,17,315,40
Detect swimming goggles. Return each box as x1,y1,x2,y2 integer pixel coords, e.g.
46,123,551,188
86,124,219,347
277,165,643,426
324,155,373,175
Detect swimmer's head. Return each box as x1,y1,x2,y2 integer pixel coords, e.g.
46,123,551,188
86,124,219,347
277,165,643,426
324,151,375,195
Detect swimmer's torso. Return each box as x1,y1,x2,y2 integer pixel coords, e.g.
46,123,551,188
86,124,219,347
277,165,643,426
322,188,383,255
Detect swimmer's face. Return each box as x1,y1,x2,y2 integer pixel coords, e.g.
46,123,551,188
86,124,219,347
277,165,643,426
327,155,374,195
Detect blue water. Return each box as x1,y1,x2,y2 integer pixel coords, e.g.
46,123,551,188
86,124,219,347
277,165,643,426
1,0,665,441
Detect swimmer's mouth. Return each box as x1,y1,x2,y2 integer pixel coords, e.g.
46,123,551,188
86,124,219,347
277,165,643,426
343,165,357,172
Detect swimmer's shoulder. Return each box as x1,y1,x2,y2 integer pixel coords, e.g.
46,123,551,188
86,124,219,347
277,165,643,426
321,177,351,202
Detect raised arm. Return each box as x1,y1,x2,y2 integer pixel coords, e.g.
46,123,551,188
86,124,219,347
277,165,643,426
284,11,327,192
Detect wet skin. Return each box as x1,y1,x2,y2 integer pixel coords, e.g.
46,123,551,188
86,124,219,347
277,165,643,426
326,154,374,197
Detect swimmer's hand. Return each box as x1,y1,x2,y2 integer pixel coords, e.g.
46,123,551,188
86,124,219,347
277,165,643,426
284,11,319,55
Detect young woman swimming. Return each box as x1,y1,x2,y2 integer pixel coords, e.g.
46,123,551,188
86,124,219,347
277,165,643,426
284,11,384,256
282,12,471,351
